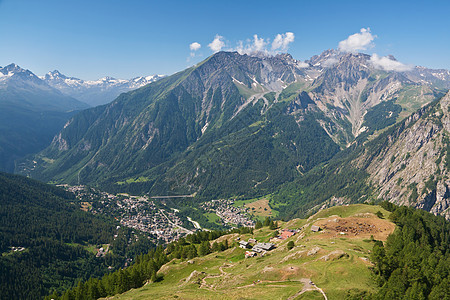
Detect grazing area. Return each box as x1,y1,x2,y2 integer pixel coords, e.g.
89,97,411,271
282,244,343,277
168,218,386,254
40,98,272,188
313,215,395,240
104,204,398,299
244,198,273,217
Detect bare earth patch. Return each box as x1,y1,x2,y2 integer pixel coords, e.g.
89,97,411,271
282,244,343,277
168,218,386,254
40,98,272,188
80,202,92,212
312,216,395,241
245,198,272,217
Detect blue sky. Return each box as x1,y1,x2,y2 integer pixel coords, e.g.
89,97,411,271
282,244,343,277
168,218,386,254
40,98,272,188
0,0,449,80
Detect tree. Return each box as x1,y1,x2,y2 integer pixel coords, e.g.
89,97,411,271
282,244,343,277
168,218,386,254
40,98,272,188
198,241,211,256
269,220,278,230
287,241,294,250
255,221,263,229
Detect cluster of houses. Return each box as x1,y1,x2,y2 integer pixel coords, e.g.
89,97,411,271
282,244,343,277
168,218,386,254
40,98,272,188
239,227,308,258
238,238,276,258
276,229,298,240
201,199,255,227
63,185,192,244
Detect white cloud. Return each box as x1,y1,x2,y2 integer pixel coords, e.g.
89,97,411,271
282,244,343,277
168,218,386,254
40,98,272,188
271,32,295,52
253,34,266,52
188,42,202,61
236,34,268,55
208,35,225,52
338,28,376,53
234,32,295,55
189,42,201,51
296,61,309,68
323,57,339,68
370,54,413,72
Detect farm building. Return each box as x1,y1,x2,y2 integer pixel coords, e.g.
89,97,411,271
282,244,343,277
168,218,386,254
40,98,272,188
245,251,257,258
311,225,321,232
279,229,296,240
239,240,251,249
252,242,275,253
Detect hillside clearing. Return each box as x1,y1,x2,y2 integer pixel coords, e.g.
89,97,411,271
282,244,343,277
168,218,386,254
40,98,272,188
106,205,394,300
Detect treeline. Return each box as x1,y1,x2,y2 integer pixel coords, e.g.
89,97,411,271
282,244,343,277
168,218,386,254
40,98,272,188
366,202,449,299
46,247,168,300
255,217,278,230
49,228,247,299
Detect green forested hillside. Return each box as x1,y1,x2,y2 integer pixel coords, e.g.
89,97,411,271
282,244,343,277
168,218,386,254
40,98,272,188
370,202,450,299
23,52,340,200
0,173,154,299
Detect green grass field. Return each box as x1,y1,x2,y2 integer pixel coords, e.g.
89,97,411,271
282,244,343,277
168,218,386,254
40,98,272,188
106,204,392,300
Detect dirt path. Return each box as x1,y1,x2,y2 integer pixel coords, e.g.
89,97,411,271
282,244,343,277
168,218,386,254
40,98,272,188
199,263,233,290
287,278,327,300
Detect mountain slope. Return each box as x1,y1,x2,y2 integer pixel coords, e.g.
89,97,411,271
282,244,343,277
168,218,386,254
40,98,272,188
0,64,89,172
0,172,114,299
96,204,397,300
43,70,165,107
274,91,450,220
358,91,450,217
22,51,449,199
23,52,340,197
305,52,444,144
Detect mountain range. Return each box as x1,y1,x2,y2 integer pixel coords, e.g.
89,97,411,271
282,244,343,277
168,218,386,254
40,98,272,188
0,63,88,172
42,70,165,107
20,50,450,219
0,63,163,172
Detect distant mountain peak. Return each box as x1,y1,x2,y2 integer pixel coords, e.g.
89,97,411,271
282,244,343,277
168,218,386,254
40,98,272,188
2,63,26,74
42,71,165,106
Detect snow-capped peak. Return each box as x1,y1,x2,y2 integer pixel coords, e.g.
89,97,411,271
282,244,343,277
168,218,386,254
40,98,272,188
0,63,42,83
41,71,166,106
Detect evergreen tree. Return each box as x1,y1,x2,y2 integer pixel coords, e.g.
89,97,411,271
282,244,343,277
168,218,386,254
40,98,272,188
255,221,263,229
287,241,294,250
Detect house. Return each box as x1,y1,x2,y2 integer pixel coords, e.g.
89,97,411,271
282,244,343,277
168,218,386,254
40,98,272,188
248,238,257,243
239,240,251,249
311,225,321,232
252,242,275,253
245,251,257,258
279,229,296,240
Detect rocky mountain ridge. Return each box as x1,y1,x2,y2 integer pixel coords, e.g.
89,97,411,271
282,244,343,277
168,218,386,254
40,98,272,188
19,50,450,218
360,91,450,218
0,63,88,112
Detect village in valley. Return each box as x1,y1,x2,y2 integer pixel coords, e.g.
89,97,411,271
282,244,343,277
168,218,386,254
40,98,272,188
59,185,340,261
201,199,255,227
61,185,257,245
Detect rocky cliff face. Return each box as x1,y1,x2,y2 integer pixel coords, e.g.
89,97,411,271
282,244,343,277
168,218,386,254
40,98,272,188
359,92,450,218
305,53,440,145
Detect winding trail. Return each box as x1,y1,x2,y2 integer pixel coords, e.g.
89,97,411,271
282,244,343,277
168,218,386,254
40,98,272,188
200,263,233,290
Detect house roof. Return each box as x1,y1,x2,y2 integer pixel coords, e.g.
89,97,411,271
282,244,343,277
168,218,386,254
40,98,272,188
311,225,321,232
280,230,295,239
252,242,275,251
